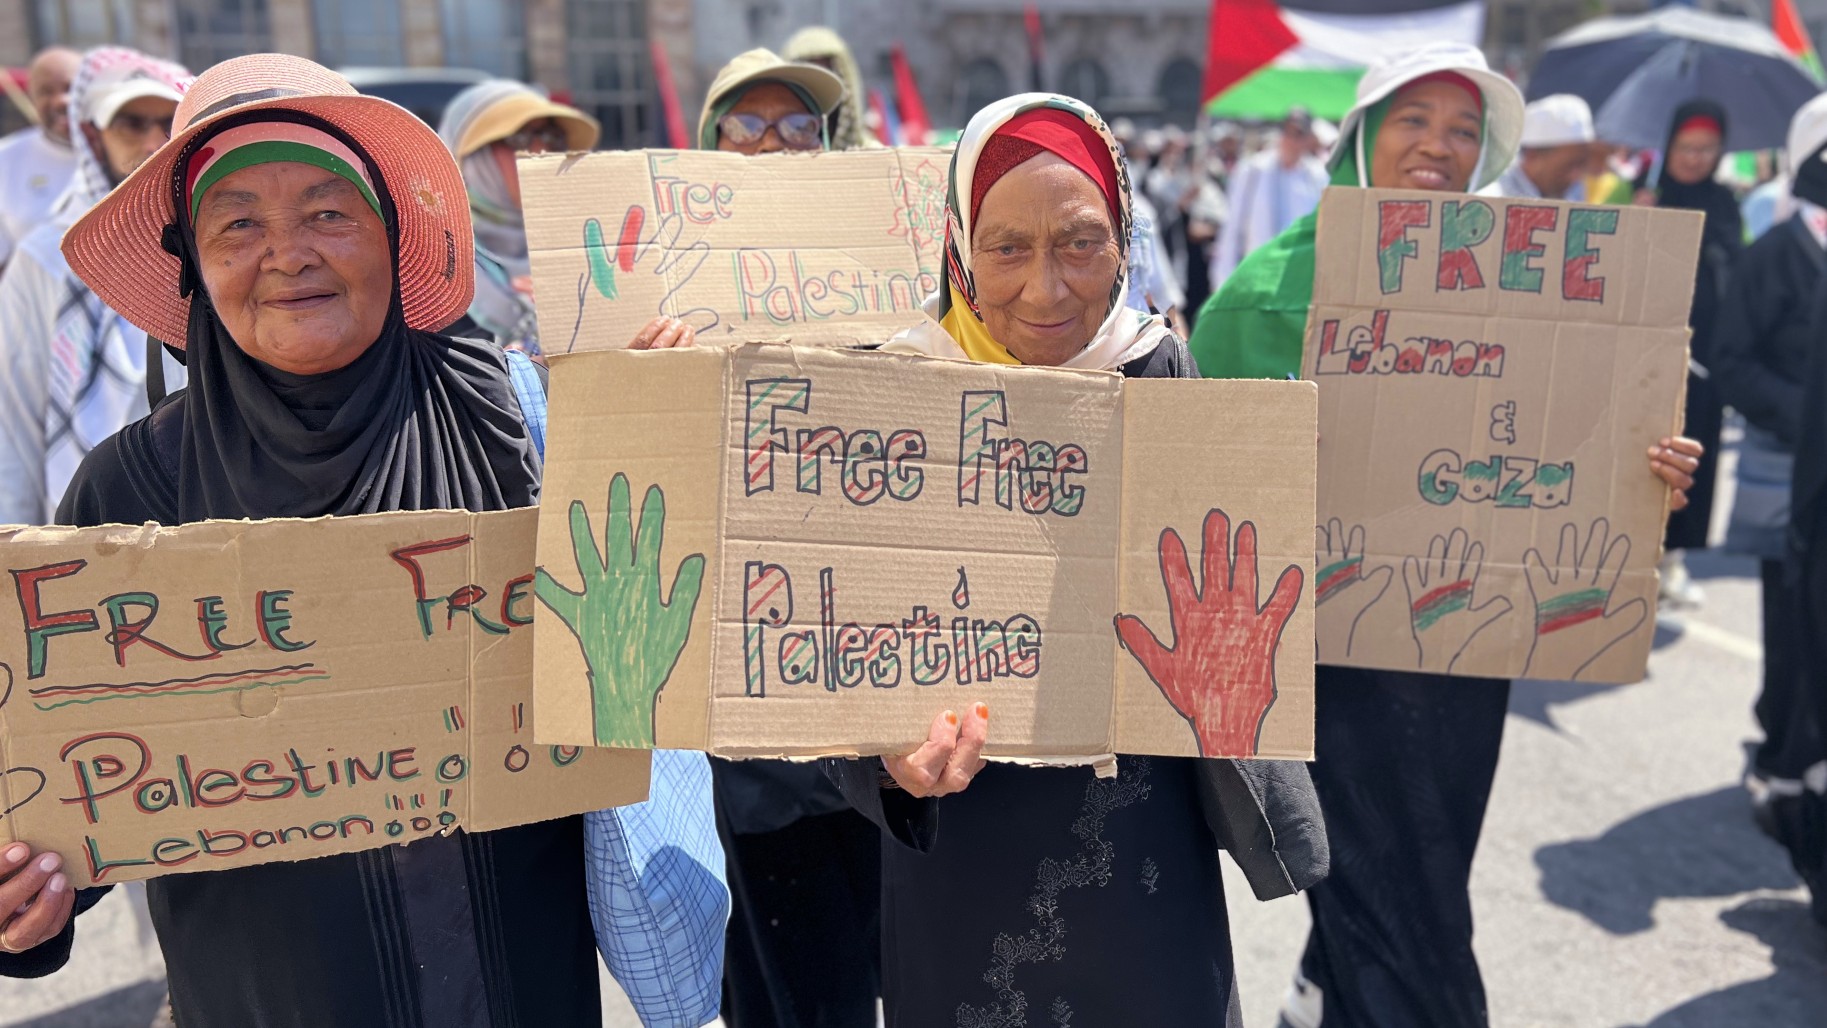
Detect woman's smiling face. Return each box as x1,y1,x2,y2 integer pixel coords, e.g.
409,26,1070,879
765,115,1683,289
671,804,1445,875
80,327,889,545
194,161,395,375
969,152,1121,366
1370,78,1484,193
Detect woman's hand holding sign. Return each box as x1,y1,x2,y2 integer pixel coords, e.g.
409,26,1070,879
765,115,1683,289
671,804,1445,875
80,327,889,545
1115,509,1304,758
1648,436,1704,511
0,844,72,956
628,316,696,350
885,704,990,797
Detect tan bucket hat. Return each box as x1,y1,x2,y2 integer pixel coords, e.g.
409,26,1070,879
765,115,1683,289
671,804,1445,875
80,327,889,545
697,48,846,148
61,53,474,346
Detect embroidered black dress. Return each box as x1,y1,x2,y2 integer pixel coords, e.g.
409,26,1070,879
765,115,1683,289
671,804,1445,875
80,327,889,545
828,340,1255,1028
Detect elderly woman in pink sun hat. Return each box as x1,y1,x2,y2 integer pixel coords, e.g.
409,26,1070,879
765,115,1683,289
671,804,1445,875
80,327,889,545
0,53,720,1026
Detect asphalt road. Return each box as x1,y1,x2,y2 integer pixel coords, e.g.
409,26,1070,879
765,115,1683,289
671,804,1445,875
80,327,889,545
5,442,1825,1027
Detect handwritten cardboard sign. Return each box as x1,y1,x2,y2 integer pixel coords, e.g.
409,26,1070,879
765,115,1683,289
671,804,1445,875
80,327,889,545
532,343,1319,761
519,147,950,354
1301,187,1703,682
0,510,649,886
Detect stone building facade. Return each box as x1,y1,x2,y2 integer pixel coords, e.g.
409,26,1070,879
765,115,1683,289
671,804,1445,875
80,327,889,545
10,0,1826,143
688,0,1209,128
11,0,658,145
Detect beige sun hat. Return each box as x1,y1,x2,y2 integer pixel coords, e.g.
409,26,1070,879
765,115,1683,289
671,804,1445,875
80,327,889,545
61,53,474,347
696,48,846,149
447,83,599,158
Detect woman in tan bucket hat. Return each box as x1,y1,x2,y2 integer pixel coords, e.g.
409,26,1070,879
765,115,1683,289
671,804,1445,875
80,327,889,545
0,54,615,1026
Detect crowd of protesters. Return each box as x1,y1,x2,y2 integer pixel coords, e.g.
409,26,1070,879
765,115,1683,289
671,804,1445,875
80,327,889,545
0,18,1819,1028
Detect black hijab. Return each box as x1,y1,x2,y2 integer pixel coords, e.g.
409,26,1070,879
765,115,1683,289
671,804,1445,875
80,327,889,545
142,110,538,522
1653,99,1744,257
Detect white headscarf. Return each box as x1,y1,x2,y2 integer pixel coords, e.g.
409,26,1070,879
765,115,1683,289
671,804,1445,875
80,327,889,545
885,92,1174,372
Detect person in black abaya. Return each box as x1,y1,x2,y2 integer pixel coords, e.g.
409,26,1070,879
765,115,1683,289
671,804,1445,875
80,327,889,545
1712,94,1827,823
826,91,1330,1028
0,55,600,1027
1648,100,1743,604
1777,97,1827,932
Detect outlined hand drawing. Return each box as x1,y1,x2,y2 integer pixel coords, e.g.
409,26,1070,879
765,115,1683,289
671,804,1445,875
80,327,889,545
1316,519,1395,659
1522,517,1646,681
1402,528,1514,673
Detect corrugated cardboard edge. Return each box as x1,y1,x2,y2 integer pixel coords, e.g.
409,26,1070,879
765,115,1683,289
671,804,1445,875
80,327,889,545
708,348,733,751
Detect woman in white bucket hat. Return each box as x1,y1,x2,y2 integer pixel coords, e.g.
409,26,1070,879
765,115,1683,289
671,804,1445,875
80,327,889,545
1189,44,1704,1028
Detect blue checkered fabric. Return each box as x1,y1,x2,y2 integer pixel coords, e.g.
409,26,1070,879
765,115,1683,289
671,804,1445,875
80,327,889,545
506,349,728,1026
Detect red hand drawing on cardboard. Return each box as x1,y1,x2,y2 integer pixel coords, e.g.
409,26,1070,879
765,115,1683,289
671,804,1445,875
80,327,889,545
1114,509,1304,758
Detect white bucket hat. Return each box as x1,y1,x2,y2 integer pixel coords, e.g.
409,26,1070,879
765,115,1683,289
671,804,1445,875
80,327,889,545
1520,94,1596,148
1330,42,1525,192
1785,91,1827,178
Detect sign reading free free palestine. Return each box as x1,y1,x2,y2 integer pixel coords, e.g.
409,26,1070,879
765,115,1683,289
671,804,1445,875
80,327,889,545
533,344,1321,762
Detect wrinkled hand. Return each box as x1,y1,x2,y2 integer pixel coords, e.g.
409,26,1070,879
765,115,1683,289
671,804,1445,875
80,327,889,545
628,315,696,349
1402,528,1513,673
1523,518,1646,681
536,474,706,747
0,844,72,955
1316,518,1394,658
1649,436,1704,512
884,704,989,797
1115,509,1303,757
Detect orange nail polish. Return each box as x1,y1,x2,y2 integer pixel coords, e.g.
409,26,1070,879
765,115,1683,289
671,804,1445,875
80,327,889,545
974,702,990,721
944,710,958,727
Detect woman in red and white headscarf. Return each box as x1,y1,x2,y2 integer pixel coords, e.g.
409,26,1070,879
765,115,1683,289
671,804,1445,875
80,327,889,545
830,93,1326,1028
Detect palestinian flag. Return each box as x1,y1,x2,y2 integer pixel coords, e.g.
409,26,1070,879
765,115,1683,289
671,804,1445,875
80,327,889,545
1204,0,1485,121
1773,0,1825,83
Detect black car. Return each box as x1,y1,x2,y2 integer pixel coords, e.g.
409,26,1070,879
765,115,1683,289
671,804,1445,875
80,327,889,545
340,66,494,128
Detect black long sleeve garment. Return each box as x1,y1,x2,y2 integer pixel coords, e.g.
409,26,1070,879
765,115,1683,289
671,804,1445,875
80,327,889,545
0,410,600,1028
1711,215,1826,447
821,338,1326,1028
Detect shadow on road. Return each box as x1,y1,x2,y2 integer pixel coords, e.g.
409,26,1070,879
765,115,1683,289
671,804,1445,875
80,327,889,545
1621,898,1827,1027
1508,677,1627,732
1683,549,1758,582
1536,786,1800,934
7,979,164,1028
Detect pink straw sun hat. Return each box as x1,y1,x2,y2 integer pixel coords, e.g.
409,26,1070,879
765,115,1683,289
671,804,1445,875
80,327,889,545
61,53,474,346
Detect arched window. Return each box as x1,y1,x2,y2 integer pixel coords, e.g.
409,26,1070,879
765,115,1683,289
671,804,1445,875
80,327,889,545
1057,57,1110,110
1158,57,1203,129
957,57,1011,125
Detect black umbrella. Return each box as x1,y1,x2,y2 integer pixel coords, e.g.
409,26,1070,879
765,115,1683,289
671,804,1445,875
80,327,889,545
1529,6,1821,152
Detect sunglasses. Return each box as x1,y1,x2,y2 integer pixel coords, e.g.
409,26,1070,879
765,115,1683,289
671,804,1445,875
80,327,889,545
504,123,571,153
717,111,823,150
111,111,174,137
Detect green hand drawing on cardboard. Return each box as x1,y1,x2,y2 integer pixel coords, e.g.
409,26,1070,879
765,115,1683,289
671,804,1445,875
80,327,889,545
535,474,705,747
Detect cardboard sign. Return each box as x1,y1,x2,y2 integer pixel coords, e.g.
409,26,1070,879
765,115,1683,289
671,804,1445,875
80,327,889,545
0,510,649,886
1301,187,1702,682
520,147,951,354
532,343,1318,761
